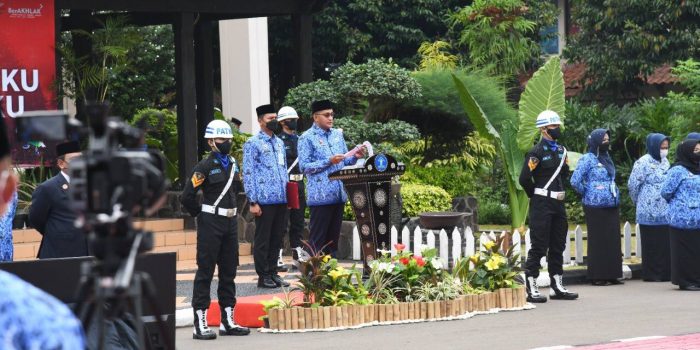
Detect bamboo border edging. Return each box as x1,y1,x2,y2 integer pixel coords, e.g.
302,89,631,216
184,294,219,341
261,286,530,333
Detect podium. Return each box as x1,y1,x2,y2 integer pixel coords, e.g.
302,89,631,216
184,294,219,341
329,154,405,271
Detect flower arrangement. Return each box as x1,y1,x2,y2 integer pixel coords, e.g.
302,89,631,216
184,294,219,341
454,234,522,291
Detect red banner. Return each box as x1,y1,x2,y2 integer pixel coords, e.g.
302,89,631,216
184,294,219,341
0,0,56,164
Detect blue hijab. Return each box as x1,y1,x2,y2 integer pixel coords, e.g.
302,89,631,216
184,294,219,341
687,132,700,141
645,133,669,161
587,128,615,178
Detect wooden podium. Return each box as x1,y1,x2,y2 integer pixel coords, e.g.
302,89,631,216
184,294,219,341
329,154,405,271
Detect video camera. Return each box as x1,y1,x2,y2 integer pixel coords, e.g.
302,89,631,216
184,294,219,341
16,103,168,266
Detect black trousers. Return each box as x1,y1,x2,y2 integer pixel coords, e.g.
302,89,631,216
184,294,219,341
525,196,568,277
284,181,306,253
254,204,288,277
192,213,238,310
309,203,344,255
669,227,700,288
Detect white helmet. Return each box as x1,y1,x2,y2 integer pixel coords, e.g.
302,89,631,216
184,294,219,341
277,106,299,122
535,110,562,129
204,120,233,139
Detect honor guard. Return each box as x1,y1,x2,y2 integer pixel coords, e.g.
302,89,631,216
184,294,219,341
181,120,250,340
518,110,578,303
276,106,306,271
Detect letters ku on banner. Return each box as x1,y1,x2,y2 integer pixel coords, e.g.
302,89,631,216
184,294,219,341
329,154,405,272
0,0,57,165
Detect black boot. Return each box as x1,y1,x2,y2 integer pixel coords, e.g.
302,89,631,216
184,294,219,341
219,306,251,336
549,274,578,300
193,309,217,340
525,274,547,303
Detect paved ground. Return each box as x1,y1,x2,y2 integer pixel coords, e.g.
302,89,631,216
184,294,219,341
174,279,700,350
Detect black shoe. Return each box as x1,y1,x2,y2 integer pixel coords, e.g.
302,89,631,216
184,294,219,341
608,279,624,285
643,278,664,282
193,309,217,340
549,274,578,300
525,275,547,303
592,280,609,286
680,285,700,291
257,276,278,289
271,274,290,287
219,306,251,336
276,265,289,272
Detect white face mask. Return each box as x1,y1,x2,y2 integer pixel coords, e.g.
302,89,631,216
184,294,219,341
660,149,669,159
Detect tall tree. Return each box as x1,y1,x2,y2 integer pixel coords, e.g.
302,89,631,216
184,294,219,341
564,0,700,97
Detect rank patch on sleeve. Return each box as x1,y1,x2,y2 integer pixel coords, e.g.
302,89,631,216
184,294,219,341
528,157,540,171
191,172,205,187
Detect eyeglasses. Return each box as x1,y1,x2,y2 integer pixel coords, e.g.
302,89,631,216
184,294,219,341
314,112,335,118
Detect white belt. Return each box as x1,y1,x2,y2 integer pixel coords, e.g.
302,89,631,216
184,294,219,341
534,188,565,201
201,204,237,217
289,174,304,182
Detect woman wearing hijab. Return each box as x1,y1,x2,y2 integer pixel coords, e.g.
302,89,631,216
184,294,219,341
687,132,700,140
571,129,623,286
628,133,671,281
660,139,700,291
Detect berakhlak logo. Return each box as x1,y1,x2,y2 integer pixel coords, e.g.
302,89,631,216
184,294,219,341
7,2,43,18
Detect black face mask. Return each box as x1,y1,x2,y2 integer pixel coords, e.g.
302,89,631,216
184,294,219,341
215,140,232,155
286,120,298,131
547,127,562,140
600,142,610,152
692,151,700,162
266,120,281,134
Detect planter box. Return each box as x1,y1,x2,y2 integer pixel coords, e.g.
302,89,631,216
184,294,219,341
265,290,529,332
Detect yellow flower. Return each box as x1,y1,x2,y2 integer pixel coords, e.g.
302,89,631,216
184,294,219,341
469,253,480,264
328,267,348,280
322,255,331,263
484,241,496,251
485,256,502,271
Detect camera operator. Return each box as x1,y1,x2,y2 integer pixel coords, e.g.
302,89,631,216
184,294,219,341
29,140,89,259
181,120,250,340
0,116,86,349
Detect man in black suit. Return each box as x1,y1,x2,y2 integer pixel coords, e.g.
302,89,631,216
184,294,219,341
29,141,89,259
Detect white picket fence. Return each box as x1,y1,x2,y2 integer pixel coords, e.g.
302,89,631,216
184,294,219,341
351,222,642,268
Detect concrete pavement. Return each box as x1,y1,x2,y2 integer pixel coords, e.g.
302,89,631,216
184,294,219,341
174,279,700,349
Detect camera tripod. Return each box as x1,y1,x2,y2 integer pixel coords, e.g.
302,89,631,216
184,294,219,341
73,231,175,350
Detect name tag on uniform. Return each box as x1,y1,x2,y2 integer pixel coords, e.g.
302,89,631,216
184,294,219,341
209,168,222,175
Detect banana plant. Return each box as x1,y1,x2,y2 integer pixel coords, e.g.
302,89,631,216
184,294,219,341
453,56,579,231
452,75,528,231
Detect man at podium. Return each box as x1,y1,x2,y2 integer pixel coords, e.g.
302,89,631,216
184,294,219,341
298,100,364,256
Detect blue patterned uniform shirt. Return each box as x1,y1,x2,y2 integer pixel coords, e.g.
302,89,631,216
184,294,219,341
571,153,620,208
628,154,670,225
243,131,288,205
0,192,17,261
298,124,357,206
0,270,85,349
661,166,700,230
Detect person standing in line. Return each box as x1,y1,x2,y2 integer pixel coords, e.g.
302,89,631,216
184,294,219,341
29,141,89,259
243,104,290,289
298,100,363,256
519,110,579,303
571,129,623,286
628,133,672,282
181,119,250,340
276,106,306,271
660,138,700,291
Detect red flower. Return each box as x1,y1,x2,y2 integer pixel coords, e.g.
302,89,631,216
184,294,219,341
394,243,406,252
414,256,426,267
400,257,410,266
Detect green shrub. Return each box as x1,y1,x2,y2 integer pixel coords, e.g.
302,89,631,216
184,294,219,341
400,183,452,218
477,201,511,225
284,80,342,118
401,165,476,199
131,108,179,182
333,118,421,148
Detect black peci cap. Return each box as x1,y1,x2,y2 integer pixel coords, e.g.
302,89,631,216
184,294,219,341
311,100,333,114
